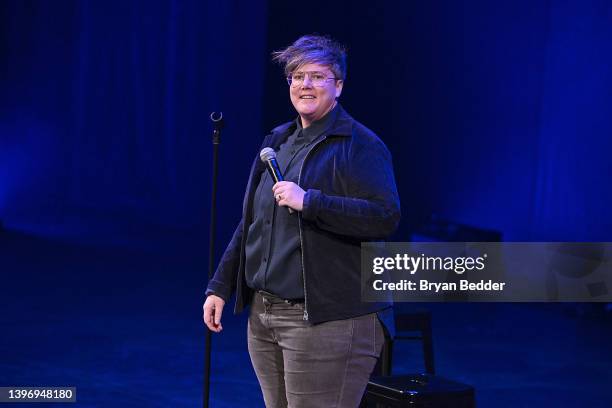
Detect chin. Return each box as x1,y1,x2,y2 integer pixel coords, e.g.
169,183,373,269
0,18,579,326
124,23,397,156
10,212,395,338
298,108,317,117
298,102,317,111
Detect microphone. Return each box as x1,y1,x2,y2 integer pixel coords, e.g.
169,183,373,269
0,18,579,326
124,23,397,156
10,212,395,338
260,147,284,183
260,147,294,214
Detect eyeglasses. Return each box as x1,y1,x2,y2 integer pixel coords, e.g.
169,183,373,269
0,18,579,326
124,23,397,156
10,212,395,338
287,71,337,87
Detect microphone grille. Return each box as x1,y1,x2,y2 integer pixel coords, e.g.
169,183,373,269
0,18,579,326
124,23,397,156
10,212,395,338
259,147,276,162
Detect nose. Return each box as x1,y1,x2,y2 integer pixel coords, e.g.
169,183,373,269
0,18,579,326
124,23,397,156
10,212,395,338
301,74,314,88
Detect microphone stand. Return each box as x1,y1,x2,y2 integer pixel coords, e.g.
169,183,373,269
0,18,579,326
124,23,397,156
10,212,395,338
204,112,223,408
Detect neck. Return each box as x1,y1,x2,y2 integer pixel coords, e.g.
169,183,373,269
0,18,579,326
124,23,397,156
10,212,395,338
300,101,337,128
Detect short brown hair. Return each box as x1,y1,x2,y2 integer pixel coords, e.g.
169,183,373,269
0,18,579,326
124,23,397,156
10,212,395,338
272,35,347,80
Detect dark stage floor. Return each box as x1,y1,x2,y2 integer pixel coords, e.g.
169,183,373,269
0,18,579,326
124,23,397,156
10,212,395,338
1,229,611,407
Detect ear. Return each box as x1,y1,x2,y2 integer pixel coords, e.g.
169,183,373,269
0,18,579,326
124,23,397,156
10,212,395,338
335,80,344,98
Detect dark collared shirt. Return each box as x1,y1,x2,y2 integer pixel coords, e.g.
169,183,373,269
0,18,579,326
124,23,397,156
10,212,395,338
244,105,339,299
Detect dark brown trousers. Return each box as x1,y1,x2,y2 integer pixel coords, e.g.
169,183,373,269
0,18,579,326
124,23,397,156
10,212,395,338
248,292,384,408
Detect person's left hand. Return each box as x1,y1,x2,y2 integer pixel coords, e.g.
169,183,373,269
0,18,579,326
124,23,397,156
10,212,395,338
272,181,305,212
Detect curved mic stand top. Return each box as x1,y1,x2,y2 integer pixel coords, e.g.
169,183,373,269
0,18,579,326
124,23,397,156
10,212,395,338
210,112,224,144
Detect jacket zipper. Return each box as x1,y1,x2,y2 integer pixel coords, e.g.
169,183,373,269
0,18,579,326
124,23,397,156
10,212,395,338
297,136,328,321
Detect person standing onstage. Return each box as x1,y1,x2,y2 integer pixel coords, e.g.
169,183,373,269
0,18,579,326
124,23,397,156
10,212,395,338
203,34,400,408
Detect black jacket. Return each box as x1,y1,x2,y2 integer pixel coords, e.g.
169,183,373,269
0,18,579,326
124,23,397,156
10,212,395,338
207,105,401,324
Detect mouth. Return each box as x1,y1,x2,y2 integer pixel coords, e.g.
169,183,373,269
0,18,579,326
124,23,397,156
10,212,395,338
299,95,316,99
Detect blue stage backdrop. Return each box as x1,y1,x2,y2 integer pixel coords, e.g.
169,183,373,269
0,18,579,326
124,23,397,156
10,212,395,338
264,0,612,242
0,0,268,249
2,0,610,248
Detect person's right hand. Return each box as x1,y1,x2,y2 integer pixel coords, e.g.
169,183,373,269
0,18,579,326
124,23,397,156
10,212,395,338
203,294,225,333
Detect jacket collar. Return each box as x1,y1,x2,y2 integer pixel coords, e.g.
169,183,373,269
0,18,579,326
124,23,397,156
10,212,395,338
268,104,353,147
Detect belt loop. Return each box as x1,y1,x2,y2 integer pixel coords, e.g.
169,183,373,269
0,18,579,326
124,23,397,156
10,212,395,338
262,293,271,312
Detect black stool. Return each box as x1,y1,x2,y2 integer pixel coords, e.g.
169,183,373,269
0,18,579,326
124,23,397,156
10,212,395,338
363,311,475,407
366,373,475,407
